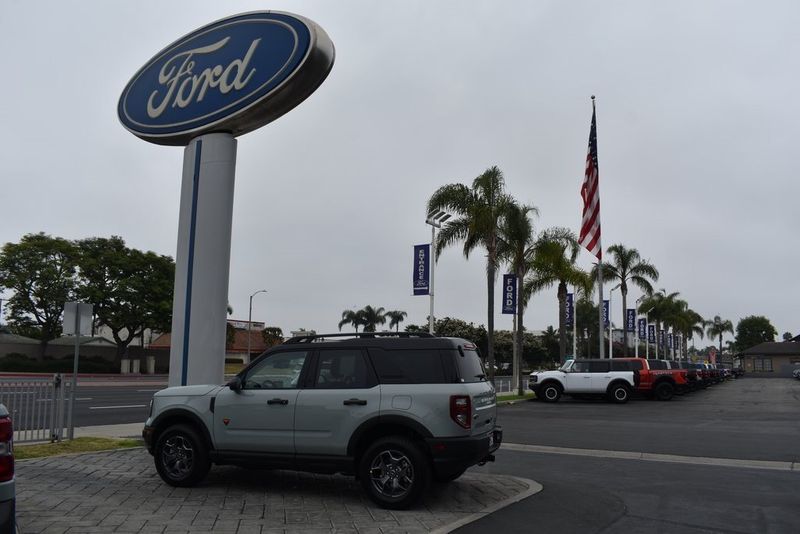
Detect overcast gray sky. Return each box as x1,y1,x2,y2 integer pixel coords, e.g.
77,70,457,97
1,0,798,345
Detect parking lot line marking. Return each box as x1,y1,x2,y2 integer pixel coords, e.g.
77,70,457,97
502,442,797,472
89,405,147,410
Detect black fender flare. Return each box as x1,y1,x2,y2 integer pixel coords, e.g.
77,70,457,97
346,415,433,457
150,408,214,450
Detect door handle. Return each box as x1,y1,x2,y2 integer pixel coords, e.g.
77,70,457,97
343,399,367,406
267,398,289,405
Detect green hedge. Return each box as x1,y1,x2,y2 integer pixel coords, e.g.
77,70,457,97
0,353,118,373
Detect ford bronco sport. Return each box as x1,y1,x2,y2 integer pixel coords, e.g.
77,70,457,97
143,332,501,509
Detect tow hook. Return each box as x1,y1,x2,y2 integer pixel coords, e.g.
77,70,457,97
478,454,496,466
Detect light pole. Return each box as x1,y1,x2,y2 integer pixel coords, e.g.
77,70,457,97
247,289,267,363
609,284,620,358
634,295,646,358
425,210,451,334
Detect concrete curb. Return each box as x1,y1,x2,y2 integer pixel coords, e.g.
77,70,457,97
430,475,543,533
503,442,800,472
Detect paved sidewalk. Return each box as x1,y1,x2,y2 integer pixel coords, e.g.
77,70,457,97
16,448,539,534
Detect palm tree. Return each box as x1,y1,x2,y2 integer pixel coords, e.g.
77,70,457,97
639,290,680,359
524,228,590,364
668,300,704,361
385,310,408,332
592,244,659,356
359,305,386,332
496,201,539,395
428,166,514,381
338,309,363,332
706,315,734,356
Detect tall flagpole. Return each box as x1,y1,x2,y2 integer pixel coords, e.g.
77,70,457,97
593,96,605,359
572,286,578,357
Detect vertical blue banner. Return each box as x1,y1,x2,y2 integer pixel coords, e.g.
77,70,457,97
667,332,673,349
565,293,574,326
502,274,517,314
602,300,609,328
659,329,666,347
413,244,429,295
625,309,636,332
648,325,655,343
638,318,647,340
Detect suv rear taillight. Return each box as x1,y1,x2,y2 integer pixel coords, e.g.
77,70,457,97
450,395,471,429
0,415,13,482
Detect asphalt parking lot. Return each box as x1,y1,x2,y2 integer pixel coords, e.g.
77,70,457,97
459,377,800,533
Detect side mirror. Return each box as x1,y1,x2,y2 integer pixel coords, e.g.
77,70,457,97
228,376,243,392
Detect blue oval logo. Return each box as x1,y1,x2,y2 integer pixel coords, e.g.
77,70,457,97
119,12,334,145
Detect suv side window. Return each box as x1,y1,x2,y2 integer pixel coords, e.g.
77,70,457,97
610,360,630,371
572,361,589,373
369,348,446,384
588,361,609,373
243,351,309,390
313,349,374,389
647,359,667,370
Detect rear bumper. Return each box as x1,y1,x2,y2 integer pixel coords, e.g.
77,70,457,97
425,426,502,478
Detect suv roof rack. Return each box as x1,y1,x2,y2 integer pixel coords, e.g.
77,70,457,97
284,332,436,344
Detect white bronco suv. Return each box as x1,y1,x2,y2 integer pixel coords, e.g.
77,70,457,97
529,359,638,403
143,333,502,509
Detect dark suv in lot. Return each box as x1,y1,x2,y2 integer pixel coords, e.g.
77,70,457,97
143,332,501,509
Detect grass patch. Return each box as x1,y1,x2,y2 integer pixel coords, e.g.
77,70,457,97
15,437,142,459
497,392,536,402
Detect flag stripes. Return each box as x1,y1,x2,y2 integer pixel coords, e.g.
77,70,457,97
580,103,601,260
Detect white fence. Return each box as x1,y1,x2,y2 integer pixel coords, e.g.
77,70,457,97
0,374,69,443
493,377,530,394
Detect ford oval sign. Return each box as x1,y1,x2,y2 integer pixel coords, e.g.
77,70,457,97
118,11,334,145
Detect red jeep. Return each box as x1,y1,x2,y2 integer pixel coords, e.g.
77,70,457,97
614,358,689,401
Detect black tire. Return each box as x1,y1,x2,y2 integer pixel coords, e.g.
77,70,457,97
540,382,562,403
607,383,631,404
654,381,675,401
358,435,430,509
154,424,211,487
433,467,467,484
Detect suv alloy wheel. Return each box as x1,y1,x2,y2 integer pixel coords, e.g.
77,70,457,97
154,424,211,487
358,436,430,509
607,383,631,404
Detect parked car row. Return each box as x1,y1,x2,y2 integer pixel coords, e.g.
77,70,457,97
528,358,733,403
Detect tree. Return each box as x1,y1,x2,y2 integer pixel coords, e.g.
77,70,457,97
359,305,386,332
496,200,539,394
540,326,560,361
706,315,735,355
428,165,514,381
384,310,408,332
262,326,283,347
524,228,590,363
669,301,704,359
406,317,488,355
76,237,174,359
0,233,79,359
575,297,601,358
338,309,363,332
639,290,681,359
592,244,658,356
734,315,777,351
782,332,793,341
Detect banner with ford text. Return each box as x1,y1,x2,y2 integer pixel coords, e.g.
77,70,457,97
667,332,673,349
659,329,666,347
648,325,655,343
626,309,636,332
566,293,574,326
413,244,429,295
502,274,517,314
602,300,609,328
638,318,647,340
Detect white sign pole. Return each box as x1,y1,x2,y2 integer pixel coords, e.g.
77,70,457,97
168,133,237,387
64,302,91,440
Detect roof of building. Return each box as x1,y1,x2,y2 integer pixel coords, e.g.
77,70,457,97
150,330,279,354
0,331,41,345
740,341,800,356
50,336,117,347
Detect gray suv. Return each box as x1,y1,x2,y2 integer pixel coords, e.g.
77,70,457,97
143,333,502,509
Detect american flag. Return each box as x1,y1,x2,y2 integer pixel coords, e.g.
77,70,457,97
579,101,601,260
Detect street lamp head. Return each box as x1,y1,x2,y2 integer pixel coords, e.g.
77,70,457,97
426,210,450,228
250,289,268,298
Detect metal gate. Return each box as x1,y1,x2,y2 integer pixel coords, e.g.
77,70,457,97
0,374,68,443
